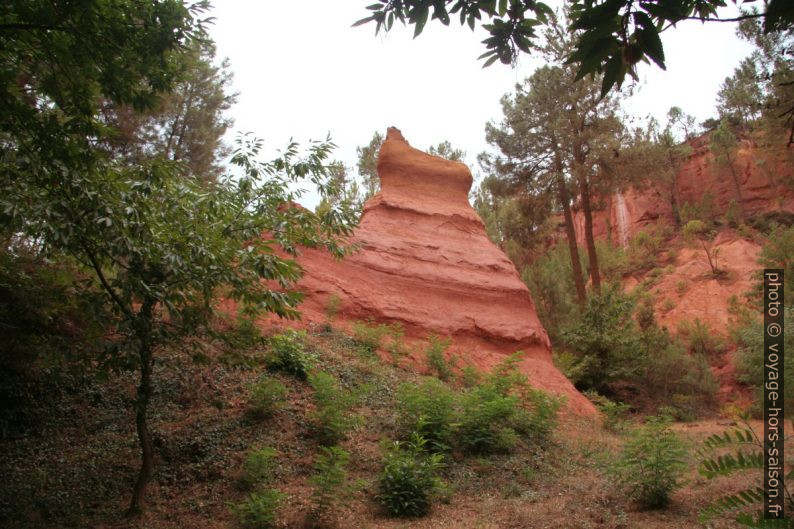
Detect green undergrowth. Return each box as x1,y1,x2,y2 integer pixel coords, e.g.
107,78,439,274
0,322,756,529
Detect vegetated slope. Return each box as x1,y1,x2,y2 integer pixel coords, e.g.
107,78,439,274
257,127,594,415
0,324,762,529
565,131,793,404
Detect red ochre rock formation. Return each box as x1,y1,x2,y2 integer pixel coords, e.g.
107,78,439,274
572,133,794,248
269,127,595,415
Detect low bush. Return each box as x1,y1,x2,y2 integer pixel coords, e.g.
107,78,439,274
678,318,725,357
377,434,444,517
636,335,717,415
324,293,341,320
239,446,278,491
459,354,560,452
351,319,391,356
734,308,794,417
424,334,454,381
231,489,285,529
307,446,351,528
627,224,671,271
585,391,630,432
561,284,640,392
385,322,407,361
247,377,288,419
612,416,688,509
396,377,458,454
458,382,520,454
679,191,717,226
459,365,481,388
308,371,360,445
265,330,313,380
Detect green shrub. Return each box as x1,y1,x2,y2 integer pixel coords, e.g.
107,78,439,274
679,191,716,226
308,371,359,445
552,350,588,386
458,382,521,454
386,322,407,361
459,355,560,452
459,365,481,388
351,319,391,356
396,378,458,454
612,416,688,509
635,335,717,415
512,387,562,443
561,284,640,392
521,242,584,343
675,279,687,294
734,308,794,417
324,293,341,320
265,330,312,379
247,377,288,419
678,318,725,357
682,219,708,244
627,226,668,271
231,489,285,529
724,200,742,227
307,446,350,527
377,434,444,517
594,239,628,281
425,334,454,381
585,391,630,432
240,446,278,491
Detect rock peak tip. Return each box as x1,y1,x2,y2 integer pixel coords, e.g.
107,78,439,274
386,126,406,142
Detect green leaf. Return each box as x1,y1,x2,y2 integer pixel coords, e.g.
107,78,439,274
352,15,376,28
637,27,665,70
600,52,623,97
413,6,429,38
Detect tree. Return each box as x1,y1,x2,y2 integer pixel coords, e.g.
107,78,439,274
717,60,763,127
616,113,692,229
683,219,723,276
710,119,747,221
480,64,588,303
719,16,794,144
1,0,357,515
428,140,466,162
480,15,624,300
356,0,793,98
356,131,384,200
315,160,364,222
666,106,699,141
98,40,237,184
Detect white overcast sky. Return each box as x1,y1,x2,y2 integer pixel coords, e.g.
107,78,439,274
208,1,754,206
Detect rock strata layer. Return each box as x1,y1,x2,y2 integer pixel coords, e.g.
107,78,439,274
278,128,595,415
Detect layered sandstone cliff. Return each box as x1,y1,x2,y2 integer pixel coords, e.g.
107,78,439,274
278,128,594,415
572,133,794,248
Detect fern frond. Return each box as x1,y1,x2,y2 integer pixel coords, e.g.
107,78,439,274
699,450,764,478
700,428,756,452
699,486,765,521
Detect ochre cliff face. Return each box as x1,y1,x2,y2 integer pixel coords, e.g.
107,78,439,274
273,128,595,415
572,133,794,247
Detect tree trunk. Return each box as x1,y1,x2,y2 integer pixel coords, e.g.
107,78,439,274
726,158,747,222
128,300,155,517
669,183,681,229
579,177,601,293
556,172,586,304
